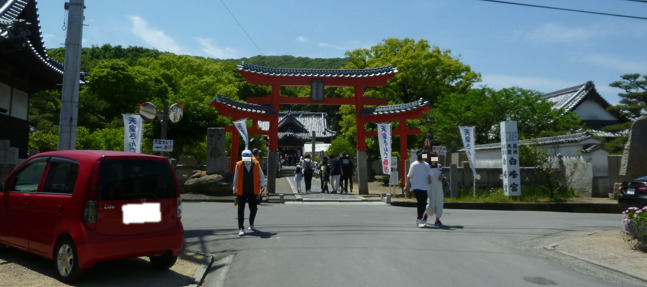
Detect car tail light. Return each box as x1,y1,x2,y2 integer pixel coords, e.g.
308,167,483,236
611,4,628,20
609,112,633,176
83,161,101,230
84,200,97,229
177,198,182,219
638,186,647,194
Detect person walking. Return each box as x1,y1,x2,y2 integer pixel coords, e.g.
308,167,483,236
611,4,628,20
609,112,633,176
233,149,265,236
320,156,330,193
339,151,354,193
329,154,342,194
403,150,431,228
425,152,445,226
302,154,314,193
294,162,303,193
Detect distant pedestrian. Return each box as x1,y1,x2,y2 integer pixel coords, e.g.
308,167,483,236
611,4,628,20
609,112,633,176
320,156,330,193
329,154,342,194
403,150,431,228
302,154,314,193
425,152,445,226
339,151,354,193
233,149,265,236
294,163,303,193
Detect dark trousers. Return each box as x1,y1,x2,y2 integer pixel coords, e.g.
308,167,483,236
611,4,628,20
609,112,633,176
304,172,312,191
237,193,258,229
413,189,428,220
341,174,352,191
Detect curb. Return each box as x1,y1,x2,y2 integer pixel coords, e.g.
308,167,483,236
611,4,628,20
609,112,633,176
389,201,622,213
544,244,647,284
185,249,214,287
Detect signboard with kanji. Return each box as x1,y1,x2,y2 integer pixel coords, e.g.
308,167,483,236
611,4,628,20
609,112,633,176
153,139,174,152
500,121,521,196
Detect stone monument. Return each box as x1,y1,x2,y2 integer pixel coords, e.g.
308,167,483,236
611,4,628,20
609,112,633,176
183,127,233,195
619,115,647,181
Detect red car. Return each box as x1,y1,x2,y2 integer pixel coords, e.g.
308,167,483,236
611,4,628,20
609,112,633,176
0,150,184,283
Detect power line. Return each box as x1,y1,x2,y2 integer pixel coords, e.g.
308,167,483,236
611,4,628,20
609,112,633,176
479,0,647,20
218,0,264,55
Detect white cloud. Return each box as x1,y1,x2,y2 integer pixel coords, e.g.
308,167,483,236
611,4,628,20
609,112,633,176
580,53,647,73
128,16,182,54
296,36,308,43
195,38,238,59
525,23,596,45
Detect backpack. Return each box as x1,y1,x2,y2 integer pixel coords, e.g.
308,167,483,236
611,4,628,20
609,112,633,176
303,160,313,175
295,166,302,174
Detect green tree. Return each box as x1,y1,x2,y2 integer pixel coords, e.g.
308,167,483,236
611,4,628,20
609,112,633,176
604,73,647,153
431,87,584,148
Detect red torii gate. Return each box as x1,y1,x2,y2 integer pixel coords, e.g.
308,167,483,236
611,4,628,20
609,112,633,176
213,63,431,195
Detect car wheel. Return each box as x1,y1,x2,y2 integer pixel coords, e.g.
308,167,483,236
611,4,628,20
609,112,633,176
54,237,85,283
149,251,178,270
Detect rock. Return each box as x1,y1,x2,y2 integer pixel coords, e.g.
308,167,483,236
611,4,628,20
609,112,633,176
183,170,233,196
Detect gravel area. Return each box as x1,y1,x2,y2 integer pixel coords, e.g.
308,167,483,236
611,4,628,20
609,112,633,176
0,249,203,286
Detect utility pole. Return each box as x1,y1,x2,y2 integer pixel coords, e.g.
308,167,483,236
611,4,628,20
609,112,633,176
58,0,85,150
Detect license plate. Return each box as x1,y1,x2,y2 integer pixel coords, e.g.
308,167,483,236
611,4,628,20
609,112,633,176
627,188,635,195
122,203,161,224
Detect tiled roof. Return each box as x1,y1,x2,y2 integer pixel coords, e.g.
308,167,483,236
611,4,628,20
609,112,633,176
211,94,277,115
0,0,81,83
358,98,430,117
259,111,337,140
236,62,398,78
467,132,598,152
541,81,611,113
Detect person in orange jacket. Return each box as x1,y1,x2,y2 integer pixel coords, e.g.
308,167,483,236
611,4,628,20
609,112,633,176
233,149,265,236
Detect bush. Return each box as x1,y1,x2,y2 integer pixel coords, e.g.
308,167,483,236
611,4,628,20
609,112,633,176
622,206,647,252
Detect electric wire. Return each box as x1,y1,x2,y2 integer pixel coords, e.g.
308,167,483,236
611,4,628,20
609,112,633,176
479,0,647,20
218,0,264,55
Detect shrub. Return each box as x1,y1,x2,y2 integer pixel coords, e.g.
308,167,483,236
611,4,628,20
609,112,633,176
622,206,647,252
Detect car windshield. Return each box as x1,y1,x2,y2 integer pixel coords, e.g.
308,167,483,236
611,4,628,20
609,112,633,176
98,160,177,201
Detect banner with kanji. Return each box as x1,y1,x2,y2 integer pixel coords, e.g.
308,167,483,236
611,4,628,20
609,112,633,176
459,126,476,179
122,114,143,153
233,119,249,150
377,123,392,175
500,121,521,196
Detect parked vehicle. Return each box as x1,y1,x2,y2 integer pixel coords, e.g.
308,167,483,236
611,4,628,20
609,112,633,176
0,150,184,283
618,176,647,209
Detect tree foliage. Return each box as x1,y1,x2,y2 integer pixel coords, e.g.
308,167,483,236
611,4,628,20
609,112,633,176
431,87,584,148
609,73,647,120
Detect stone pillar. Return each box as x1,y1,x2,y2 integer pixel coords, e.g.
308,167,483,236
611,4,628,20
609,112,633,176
267,149,278,194
619,115,647,181
357,150,369,195
206,128,226,174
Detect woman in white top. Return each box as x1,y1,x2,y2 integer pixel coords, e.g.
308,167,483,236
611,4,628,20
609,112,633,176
425,153,445,226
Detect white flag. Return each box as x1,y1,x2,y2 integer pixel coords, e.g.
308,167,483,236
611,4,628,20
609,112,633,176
123,114,143,153
377,123,392,175
459,126,476,179
233,119,249,149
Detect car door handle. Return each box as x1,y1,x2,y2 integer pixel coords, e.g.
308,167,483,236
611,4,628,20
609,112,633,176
23,201,30,209
57,203,64,215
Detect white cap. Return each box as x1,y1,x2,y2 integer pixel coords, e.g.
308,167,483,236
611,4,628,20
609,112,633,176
242,149,253,162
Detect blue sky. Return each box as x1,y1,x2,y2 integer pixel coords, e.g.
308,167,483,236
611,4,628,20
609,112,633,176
35,0,647,105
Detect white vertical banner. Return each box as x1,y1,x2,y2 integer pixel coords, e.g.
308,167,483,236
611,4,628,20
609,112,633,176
123,114,143,153
501,121,521,196
459,126,476,179
377,123,392,175
233,119,249,150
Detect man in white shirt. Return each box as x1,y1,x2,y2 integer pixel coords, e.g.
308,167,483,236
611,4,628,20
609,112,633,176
403,150,431,228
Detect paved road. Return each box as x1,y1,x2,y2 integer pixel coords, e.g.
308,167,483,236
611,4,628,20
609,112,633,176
182,201,645,287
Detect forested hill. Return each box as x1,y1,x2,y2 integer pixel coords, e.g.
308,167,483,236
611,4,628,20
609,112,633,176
47,44,349,71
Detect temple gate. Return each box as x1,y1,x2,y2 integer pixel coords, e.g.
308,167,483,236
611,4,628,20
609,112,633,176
211,63,430,195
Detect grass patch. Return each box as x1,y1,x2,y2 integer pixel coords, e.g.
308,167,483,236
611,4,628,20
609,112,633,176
445,186,576,203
